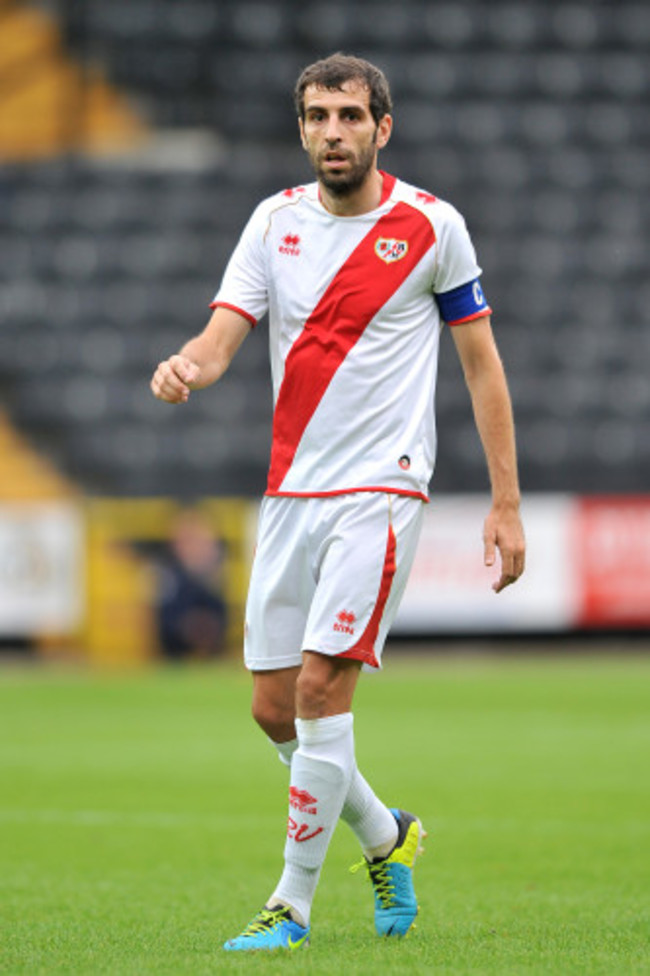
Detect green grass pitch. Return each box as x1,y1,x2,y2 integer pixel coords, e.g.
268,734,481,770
1,651,649,975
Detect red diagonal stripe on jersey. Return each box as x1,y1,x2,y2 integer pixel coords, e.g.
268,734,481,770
338,520,397,669
267,202,436,492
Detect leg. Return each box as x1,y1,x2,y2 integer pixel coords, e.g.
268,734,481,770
284,497,426,939
225,653,361,951
226,495,425,951
250,650,361,743
290,650,398,856
270,651,360,927
251,666,299,743
295,649,361,718
255,654,398,860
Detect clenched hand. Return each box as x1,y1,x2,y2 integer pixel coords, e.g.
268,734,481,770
150,355,201,404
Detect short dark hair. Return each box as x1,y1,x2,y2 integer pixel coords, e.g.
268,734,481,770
294,53,393,126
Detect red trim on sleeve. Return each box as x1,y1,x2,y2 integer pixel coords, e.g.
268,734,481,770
209,301,257,327
337,521,397,669
446,307,492,326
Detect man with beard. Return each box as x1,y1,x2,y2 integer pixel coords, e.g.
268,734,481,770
151,53,525,951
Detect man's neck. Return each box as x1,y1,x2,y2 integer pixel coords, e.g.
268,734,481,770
319,169,384,217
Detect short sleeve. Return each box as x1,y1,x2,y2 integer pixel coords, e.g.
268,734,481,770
432,203,483,296
211,202,269,325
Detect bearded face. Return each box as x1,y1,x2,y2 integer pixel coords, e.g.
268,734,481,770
299,82,390,202
309,127,378,197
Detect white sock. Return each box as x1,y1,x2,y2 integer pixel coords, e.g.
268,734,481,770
267,862,318,928
270,733,398,861
269,739,315,924
270,713,354,926
342,766,398,860
269,736,298,768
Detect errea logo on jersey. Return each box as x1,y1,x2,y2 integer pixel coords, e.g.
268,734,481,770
375,237,409,264
279,233,301,256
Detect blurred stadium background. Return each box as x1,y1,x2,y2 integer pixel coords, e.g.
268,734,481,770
1,0,649,664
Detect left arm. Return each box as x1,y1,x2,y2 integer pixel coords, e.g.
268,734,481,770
451,316,526,593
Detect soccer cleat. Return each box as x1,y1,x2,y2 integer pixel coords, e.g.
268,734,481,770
352,808,426,937
223,905,310,952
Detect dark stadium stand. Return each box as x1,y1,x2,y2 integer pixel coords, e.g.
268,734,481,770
1,0,648,497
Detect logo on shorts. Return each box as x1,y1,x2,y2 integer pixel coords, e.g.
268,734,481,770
279,233,301,256
334,610,356,635
375,237,409,264
399,454,411,470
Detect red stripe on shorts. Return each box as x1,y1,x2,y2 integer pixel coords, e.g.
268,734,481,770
266,203,436,493
338,521,397,669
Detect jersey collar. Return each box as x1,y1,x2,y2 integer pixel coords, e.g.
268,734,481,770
316,170,397,215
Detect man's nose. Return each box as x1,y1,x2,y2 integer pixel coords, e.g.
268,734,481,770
325,117,342,142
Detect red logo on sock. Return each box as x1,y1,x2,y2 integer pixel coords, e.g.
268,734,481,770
289,787,318,815
287,816,324,843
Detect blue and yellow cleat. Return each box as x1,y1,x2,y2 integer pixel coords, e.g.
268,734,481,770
353,808,426,937
223,905,310,952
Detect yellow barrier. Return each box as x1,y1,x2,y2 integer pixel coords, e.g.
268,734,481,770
83,498,250,667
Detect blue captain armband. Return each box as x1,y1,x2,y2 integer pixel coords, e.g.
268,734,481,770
435,278,492,325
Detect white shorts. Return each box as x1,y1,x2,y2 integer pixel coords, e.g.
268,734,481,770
244,492,424,671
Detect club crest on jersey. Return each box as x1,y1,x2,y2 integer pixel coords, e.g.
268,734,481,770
375,237,409,264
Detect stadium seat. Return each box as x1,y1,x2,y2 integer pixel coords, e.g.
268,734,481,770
1,0,647,497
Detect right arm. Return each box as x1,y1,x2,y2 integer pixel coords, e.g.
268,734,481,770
150,305,251,404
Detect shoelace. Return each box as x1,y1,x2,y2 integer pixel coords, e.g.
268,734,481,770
241,908,289,936
350,858,396,908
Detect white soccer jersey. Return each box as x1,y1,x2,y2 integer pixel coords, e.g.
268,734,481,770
212,172,491,500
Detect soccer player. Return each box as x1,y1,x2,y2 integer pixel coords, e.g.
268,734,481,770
151,53,526,951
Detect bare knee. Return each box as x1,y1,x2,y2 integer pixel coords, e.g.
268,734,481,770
251,697,295,741
295,652,361,719
295,666,328,717
251,667,298,742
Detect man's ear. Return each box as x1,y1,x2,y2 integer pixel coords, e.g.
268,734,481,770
376,114,393,150
298,117,308,150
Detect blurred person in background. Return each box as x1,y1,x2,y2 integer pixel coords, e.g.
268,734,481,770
153,508,227,661
151,53,525,951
